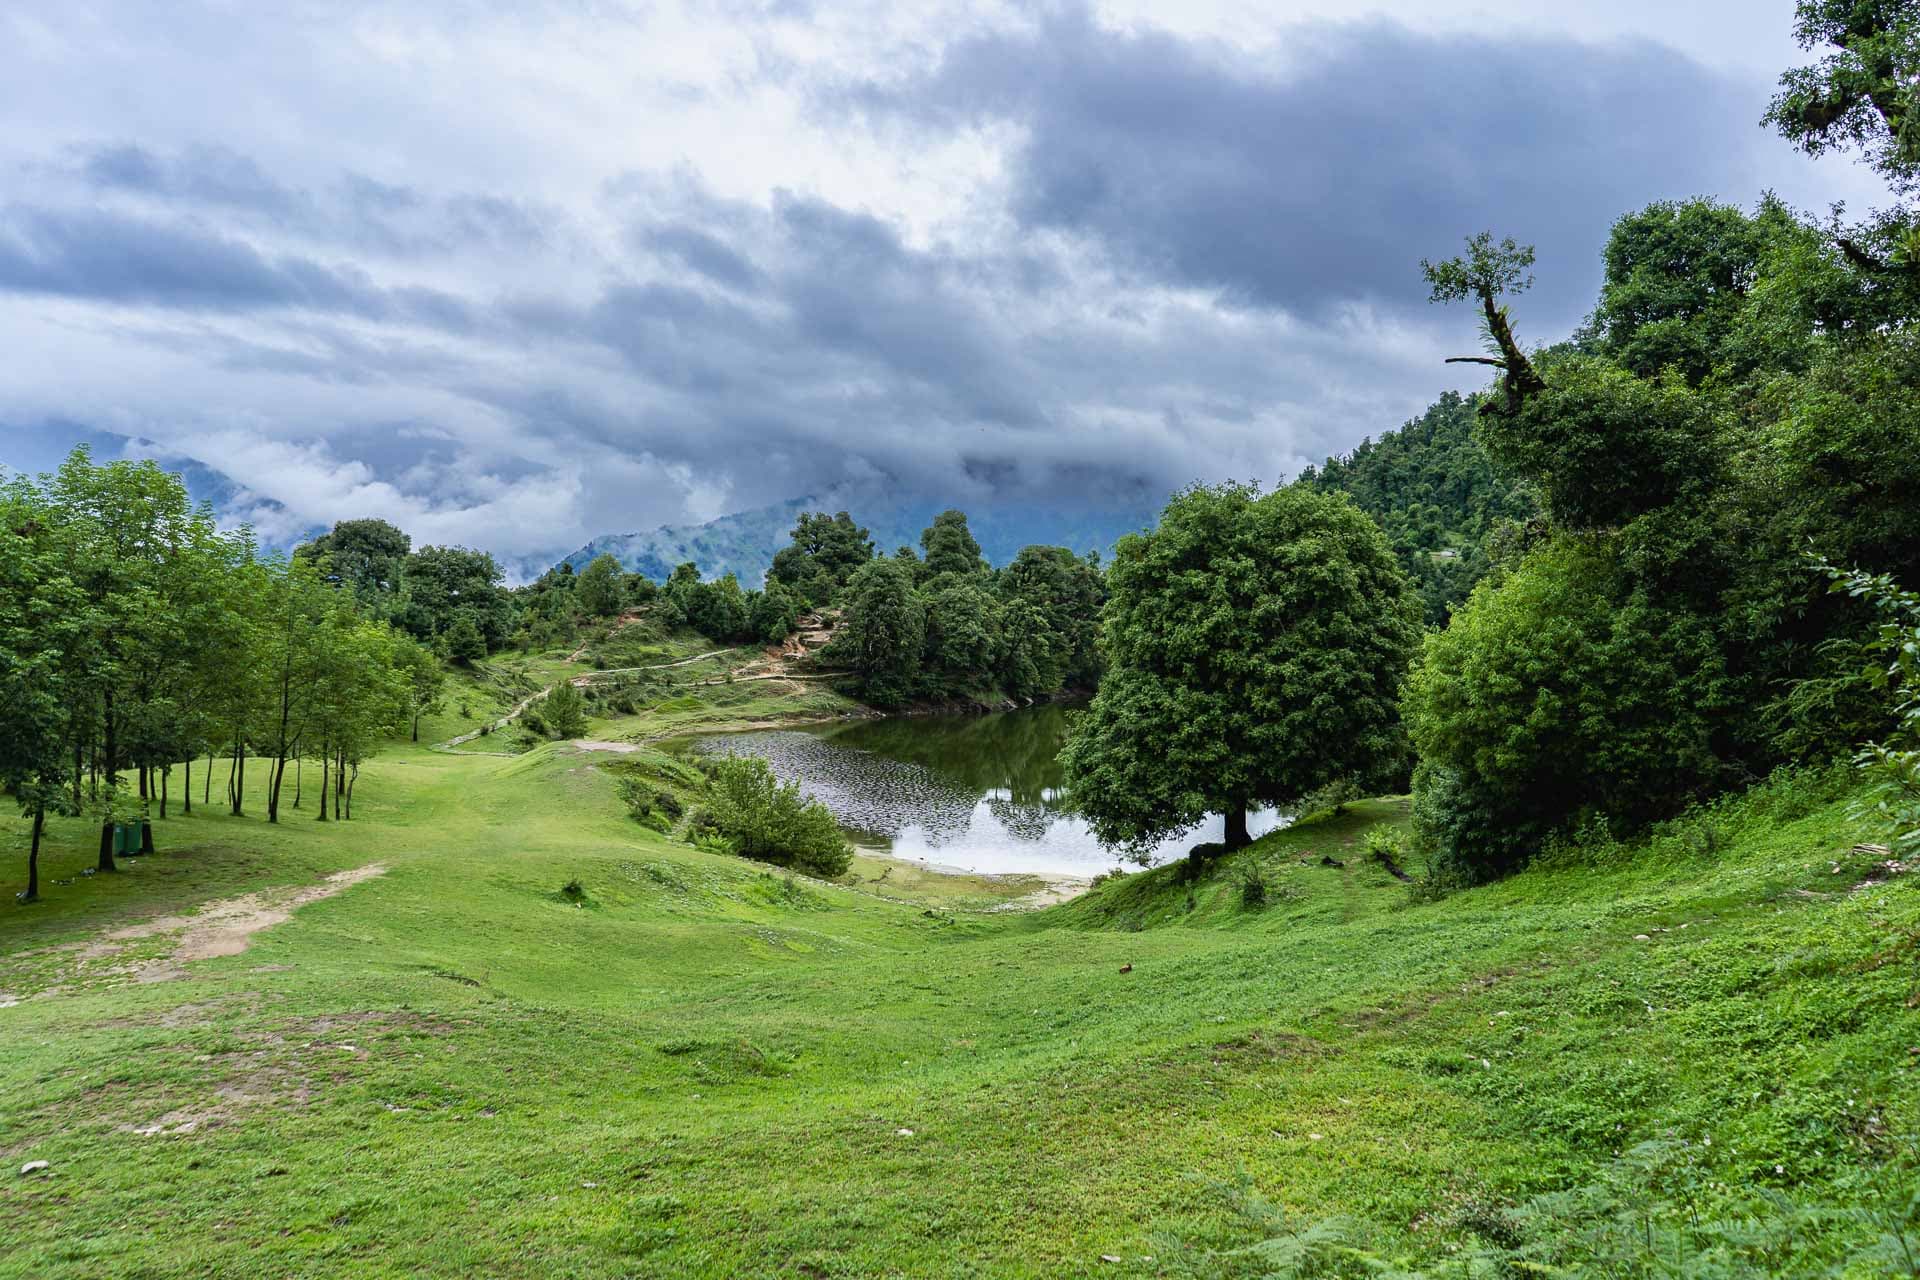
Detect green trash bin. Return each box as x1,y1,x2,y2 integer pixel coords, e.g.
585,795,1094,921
115,822,139,856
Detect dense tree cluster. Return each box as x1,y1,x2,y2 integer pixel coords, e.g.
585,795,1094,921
1298,391,1533,624
296,521,516,659
820,510,1106,708
3,450,425,901
1406,121,1920,880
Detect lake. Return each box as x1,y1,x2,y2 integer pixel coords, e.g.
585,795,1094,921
690,703,1284,877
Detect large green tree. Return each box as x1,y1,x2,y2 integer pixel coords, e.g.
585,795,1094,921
767,512,874,607
1061,484,1421,857
825,559,925,708
576,552,625,618
918,509,986,581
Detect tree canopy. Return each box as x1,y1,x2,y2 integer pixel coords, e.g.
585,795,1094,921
1060,484,1421,859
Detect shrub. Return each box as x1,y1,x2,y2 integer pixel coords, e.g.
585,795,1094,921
703,756,852,877
615,776,684,834
544,681,589,739
1407,537,1726,883
1294,776,1366,821
1238,867,1268,908
1817,561,1920,856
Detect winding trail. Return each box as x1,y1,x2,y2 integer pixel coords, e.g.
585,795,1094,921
430,647,741,753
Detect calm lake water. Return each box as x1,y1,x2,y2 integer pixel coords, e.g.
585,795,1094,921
690,703,1284,877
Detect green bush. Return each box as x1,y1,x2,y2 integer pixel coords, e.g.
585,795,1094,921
702,756,851,877
544,681,588,739
1407,537,1726,883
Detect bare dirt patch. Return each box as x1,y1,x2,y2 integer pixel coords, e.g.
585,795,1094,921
5,864,387,996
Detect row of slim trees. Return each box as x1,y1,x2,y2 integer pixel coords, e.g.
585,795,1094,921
2,450,440,902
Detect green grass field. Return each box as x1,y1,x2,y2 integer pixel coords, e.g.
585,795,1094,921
2,719,1917,1275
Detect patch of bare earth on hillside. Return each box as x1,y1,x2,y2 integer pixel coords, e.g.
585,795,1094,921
1,864,387,998
111,1009,465,1138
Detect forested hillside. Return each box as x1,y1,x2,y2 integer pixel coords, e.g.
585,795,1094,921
1297,391,1533,624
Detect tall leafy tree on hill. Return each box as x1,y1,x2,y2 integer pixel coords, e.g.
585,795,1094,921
918,509,986,581
825,559,925,708
576,552,625,618
298,518,411,602
1062,484,1421,857
767,511,874,607
0,477,83,902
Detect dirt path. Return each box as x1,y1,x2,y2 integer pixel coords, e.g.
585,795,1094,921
430,648,741,753
9,864,389,996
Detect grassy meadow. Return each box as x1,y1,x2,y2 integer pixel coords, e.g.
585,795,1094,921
2,643,1918,1276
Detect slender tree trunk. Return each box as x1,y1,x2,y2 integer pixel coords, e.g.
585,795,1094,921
294,752,303,808
103,688,117,800
346,762,357,819
138,764,147,803
23,806,44,903
183,755,192,815
97,820,117,874
1224,804,1251,852
72,740,82,812
160,764,169,820
226,741,238,810
205,751,213,805
412,711,421,743
232,740,246,817
267,671,291,824
336,750,346,813
317,747,330,822
140,817,154,855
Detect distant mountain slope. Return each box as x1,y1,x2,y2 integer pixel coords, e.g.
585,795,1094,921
561,495,1161,584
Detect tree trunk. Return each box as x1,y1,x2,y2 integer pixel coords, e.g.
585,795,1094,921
138,764,147,803
267,754,286,823
1224,804,1251,851
23,806,44,903
318,748,330,822
233,747,246,816
183,755,192,816
102,688,117,801
205,751,213,805
345,762,357,819
97,820,117,874
294,752,302,809
412,712,421,743
140,819,155,855
160,764,169,820
72,740,83,813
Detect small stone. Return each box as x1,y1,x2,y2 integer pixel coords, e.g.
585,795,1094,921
895,1128,914,1137
1633,934,1651,941
1100,1256,1123,1264
1308,1132,1324,1141
19,1161,48,1176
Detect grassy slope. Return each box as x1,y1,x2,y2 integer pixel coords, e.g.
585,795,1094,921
1,745,1916,1276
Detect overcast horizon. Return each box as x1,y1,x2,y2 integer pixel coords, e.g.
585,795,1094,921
0,0,1886,566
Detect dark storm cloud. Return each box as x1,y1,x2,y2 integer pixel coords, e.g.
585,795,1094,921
642,224,764,290
58,142,553,258
0,202,479,327
854,9,1761,328
0,5,1839,564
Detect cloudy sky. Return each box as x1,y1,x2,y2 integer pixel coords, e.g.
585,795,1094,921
0,0,1885,566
